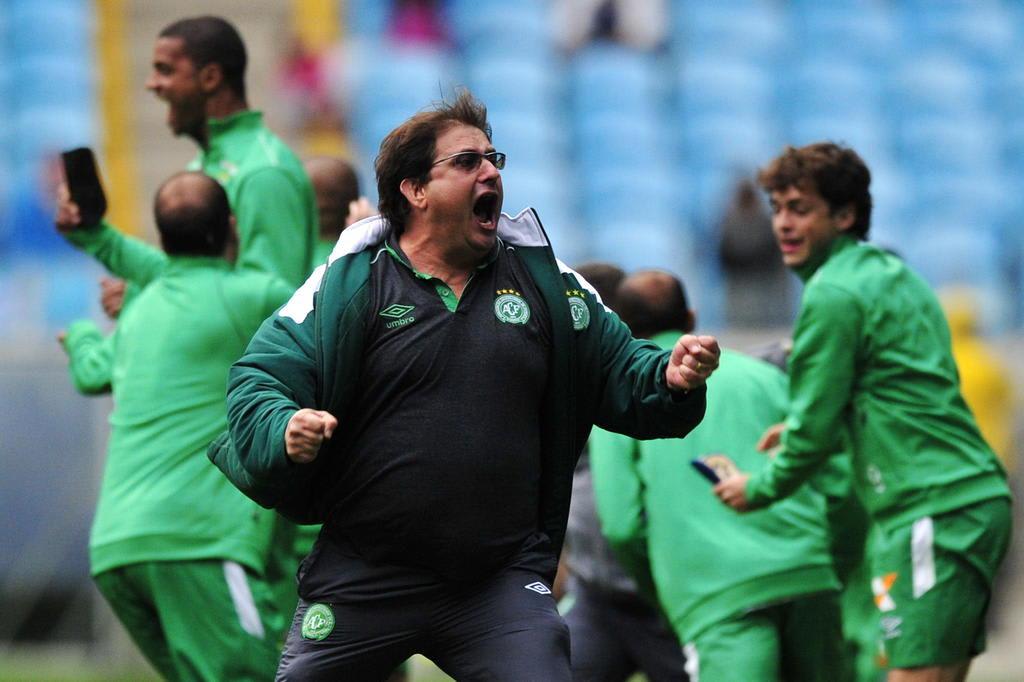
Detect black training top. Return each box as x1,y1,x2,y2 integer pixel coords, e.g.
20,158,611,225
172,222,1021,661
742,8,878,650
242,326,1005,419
318,237,552,584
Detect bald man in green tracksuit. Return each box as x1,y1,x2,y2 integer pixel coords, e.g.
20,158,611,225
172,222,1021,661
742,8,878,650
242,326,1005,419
61,173,293,680
589,270,844,682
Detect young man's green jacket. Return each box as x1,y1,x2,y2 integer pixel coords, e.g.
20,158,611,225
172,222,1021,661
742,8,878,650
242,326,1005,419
590,343,838,641
747,235,1009,531
209,210,708,560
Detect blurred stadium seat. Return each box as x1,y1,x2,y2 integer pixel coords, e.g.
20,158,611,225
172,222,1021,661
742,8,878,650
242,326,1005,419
672,0,788,63
569,43,670,117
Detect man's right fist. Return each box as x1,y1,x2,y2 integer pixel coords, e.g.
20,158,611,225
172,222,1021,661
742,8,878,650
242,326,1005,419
285,408,338,464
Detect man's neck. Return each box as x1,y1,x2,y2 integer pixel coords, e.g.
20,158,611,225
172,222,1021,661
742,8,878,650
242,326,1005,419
193,93,249,150
397,226,485,297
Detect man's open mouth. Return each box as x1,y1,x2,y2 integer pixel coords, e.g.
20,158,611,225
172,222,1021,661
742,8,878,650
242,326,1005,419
473,193,498,226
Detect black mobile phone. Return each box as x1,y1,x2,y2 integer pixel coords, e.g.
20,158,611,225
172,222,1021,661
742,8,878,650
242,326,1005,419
690,458,721,484
61,147,107,228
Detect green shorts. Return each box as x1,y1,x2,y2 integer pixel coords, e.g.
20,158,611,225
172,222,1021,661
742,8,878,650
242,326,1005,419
685,591,845,682
94,559,284,681
869,497,1011,669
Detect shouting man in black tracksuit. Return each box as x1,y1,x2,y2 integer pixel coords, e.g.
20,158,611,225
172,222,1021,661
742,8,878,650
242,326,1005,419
211,91,720,680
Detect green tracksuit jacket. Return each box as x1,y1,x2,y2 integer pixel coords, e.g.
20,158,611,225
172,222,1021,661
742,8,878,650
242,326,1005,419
208,210,708,561
63,257,293,575
746,236,1009,531
68,109,317,290
590,342,838,641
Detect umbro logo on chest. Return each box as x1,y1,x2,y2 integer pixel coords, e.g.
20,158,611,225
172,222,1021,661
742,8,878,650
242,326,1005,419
380,303,416,329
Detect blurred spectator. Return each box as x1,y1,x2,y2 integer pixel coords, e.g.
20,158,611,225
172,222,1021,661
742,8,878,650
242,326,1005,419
388,0,449,46
303,155,365,263
554,0,668,52
942,287,1016,474
277,35,344,147
716,177,791,328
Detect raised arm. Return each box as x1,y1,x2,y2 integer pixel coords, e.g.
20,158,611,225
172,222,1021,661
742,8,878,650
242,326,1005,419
580,284,715,440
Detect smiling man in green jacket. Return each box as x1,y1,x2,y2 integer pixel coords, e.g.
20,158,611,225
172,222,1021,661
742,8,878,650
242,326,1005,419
715,142,1011,682
211,91,720,680
57,16,317,291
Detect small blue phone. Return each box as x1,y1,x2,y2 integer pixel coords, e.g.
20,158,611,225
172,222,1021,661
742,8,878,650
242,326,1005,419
690,458,721,484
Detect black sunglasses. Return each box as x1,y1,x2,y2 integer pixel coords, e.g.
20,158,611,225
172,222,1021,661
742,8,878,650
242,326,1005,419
431,150,507,172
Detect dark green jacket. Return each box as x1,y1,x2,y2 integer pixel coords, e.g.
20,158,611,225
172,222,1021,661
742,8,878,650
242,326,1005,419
210,210,707,559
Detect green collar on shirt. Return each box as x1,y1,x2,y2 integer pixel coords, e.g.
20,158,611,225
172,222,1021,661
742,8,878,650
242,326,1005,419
202,110,264,153
383,237,500,279
793,233,859,282
383,237,500,312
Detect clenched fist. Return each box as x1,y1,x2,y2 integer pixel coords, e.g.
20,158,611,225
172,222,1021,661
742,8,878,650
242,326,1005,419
285,408,338,464
665,334,721,392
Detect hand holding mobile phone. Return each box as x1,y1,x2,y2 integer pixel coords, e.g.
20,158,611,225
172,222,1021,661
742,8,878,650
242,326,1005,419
61,147,107,229
690,458,721,484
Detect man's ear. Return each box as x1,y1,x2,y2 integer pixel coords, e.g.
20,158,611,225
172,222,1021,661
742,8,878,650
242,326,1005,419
835,204,856,232
399,178,427,210
685,309,696,333
197,62,223,94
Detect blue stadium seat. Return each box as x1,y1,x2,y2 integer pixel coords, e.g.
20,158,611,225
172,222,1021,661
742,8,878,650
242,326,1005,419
898,1,1016,70
465,55,562,114
677,56,775,120
348,43,459,111
487,112,565,169
895,114,1000,176
783,59,881,121
989,64,1024,128
447,0,552,58
788,113,892,169
673,1,788,63
684,166,751,237
346,43,460,150
590,221,694,275
12,55,95,111
579,165,685,228
13,106,96,165
999,118,1024,176
887,53,984,120
903,222,1010,331
569,44,670,118
904,171,1016,239
574,112,671,170
791,2,898,68
679,112,782,176
865,163,913,253
9,0,92,62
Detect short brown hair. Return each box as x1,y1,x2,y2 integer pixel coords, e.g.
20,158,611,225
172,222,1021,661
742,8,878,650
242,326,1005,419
374,90,491,233
757,142,873,239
